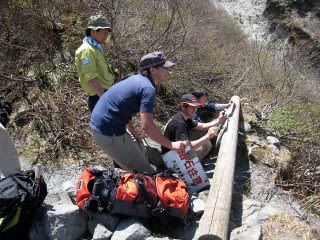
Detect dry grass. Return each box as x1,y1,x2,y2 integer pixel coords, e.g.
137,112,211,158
262,213,318,240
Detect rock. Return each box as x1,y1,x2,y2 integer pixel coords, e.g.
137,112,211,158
267,144,280,155
43,204,88,240
242,199,263,225
145,237,171,240
274,146,293,180
111,218,151,240
191,195,205,216
197,189,209,202
45,191,74,205
248,145,274,165
246,134,265,147
92,223,113,240
88,213,120,233
241,101,259,124
266,136,280,148
259,204,283,221
230,224,262,240
243,121,253,133
248,141,292,170
62,180,75,194
29,206,49,240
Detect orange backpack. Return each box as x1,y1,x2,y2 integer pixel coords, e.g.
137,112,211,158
76,167,96,210
141,173,191,237
156,174,189,216
76,167,122,214
112,171,190,237
115,172,139,201
109,172,158,218
76,167,191,234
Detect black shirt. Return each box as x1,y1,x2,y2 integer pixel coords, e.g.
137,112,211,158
162,112,198,154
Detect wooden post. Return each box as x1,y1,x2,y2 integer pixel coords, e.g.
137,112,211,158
195,96,240,240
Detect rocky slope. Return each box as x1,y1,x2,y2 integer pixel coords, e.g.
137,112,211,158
214,0,320,92
264,0,320,72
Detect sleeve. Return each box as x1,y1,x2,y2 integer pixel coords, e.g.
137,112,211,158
80,49,99,84
140,87,156,113
205,102,229,111
204,102,216,110
213,103,229,111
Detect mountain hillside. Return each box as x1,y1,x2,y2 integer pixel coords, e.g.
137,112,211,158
264,0,320,74
0,0,319,230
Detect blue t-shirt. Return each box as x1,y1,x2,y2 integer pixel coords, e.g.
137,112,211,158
193,102,228,122
193,103,215,123
90,74,156,136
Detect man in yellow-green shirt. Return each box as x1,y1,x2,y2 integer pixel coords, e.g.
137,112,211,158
75,15,115,112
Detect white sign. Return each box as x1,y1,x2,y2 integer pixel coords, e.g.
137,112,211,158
162,144,209,193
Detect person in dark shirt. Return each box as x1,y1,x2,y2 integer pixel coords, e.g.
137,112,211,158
162,94,227,160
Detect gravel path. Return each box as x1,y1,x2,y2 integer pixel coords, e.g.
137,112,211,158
19,155,84,194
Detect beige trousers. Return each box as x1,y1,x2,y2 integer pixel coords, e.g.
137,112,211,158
190,129,212,161
92,130,155,174
0,123,21,178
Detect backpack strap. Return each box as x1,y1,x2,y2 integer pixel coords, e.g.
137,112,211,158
108,172,155,218
0,207,20,232
0,176,20,217
134,173,158,208
91,168,121,212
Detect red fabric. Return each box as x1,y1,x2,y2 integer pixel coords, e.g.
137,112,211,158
156,176,189,215
116,173,138,201
75,167,95,209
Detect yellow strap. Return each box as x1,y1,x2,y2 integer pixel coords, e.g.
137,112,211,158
1,207,21,231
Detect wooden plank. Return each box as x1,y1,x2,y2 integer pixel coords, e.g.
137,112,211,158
195,96,240,240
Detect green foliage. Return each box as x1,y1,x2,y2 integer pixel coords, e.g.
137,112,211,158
154,84,181,122
267,102,320,140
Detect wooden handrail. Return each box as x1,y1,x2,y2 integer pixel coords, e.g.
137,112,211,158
195,96,240,240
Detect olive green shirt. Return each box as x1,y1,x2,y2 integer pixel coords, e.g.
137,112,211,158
75,40,114,96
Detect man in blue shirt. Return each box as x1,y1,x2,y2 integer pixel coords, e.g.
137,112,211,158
192,89,231,123
189,89,231,157
90,51,186,173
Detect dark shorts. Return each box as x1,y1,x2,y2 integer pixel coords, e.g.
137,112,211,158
88,89,108,113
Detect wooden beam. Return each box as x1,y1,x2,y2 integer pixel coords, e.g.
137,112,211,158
195,96,240,240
